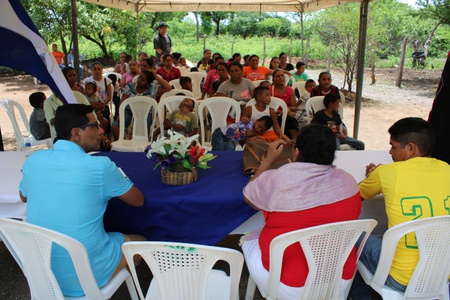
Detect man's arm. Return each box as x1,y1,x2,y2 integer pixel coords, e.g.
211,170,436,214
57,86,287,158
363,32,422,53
19,191,27,203
118,186,144,207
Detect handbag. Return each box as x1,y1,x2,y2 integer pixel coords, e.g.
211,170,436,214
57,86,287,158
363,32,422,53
242,141,294,175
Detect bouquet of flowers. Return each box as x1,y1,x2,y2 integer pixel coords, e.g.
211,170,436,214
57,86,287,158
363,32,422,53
147,130,216,172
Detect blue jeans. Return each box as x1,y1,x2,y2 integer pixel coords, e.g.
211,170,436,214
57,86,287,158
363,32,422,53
211,128,236,151
349,234,407,299
339,136,365,150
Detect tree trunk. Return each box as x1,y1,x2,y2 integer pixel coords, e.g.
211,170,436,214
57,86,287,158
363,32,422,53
83,34,108,57
396,37,407,87
215,21,220,36
423,21,441,58
305,36,310,66
371,49,376,85
194,13,200,42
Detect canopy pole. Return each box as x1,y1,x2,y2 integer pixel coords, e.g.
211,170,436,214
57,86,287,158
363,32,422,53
136,6,142,51
301,7,304,60
353,0,369,139
71,0,80,80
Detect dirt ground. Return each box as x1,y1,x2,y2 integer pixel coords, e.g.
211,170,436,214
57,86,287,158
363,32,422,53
0,67,442,151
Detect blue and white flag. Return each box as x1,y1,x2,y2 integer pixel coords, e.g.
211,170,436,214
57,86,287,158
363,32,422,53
0,0,76,104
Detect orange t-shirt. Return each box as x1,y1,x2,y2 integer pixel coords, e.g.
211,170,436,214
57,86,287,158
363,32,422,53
52,51,65,64
243,66,270,81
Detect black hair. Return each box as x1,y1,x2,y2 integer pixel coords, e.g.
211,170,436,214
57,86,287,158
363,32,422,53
232,53,241,59
323,93,340,108
162,53,173,62
296,124,337,165
204,49,211,55
190,67,199,72
229,61,243,70
259,80,271,88
179,76,192,86
139,70,155,85
29,92,46,109
388,117,435,156
208,59,214,65
254,86,269,100
305,79,316,86
55,104,93,141
296,61,306,68
216,62,228,71
243,54,250,60
256,115,273,131
107,73,117,85
172,52,182,60
279,52,287,58
91,61,103,68
250,54,259,61
61,66,76,81
214,56,224,63
85,81,97,90
141,57,155,68
318,71,332,81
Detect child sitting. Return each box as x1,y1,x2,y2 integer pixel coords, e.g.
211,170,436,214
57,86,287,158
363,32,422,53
312,93,365,150
198,57,209,72
164,98,198,137
212,116,273,151
293,62,309,82
241,86,287,142
179,76,193,93
296,79,316,125
84,81,110,131
29,92,51,141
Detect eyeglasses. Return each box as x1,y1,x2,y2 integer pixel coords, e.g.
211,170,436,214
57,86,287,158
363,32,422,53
79,122,99,129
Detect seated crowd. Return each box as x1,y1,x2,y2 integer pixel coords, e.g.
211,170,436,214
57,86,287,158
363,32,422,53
19,45,450,300
32,47,365,151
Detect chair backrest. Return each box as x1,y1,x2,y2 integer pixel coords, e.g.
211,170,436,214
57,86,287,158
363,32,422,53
184,71,207,87
118,96,158,142
306,95,345,124
266,219,377,300
160,89,195,100
157,96,199,137
1,99,52,150
251,80,266,88
122,241,244,300
370,215,450,299
198,97,241,147
0,218,104,299
169,79,182,89
103,71,122,81
292,81,307,99
246,97,288,134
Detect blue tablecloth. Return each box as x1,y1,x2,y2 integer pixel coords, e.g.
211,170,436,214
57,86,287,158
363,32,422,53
96,151,256,245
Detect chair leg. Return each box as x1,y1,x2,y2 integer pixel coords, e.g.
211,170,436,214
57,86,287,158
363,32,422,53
125,275,139,300
245,276,257,300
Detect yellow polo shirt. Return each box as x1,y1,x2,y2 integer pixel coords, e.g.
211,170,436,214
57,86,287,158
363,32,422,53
359,157,450,286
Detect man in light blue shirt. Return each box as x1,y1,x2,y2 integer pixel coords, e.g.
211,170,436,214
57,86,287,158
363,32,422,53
19,104,145,297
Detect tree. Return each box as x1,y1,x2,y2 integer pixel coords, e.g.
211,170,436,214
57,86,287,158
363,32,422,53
256,18,282,37
201,12,230,36
227,12,266,38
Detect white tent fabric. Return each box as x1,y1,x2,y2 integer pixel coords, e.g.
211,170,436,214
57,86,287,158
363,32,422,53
83,0,361,13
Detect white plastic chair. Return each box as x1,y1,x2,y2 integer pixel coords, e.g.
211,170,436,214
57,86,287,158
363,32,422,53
184,71,207,88
111,96,157,152
122,241,244,300
305,93,346,124
245,219,377,300
198,97,241,149
169,79,182,89
251,80,266,88
0,218,138,300
357,215,450,300
292,81,307,100
246,97,288,134
157,96,199,137
1,99,53,150
160,89,195,100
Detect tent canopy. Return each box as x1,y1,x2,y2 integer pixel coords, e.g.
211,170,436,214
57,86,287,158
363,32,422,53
83,0,362,13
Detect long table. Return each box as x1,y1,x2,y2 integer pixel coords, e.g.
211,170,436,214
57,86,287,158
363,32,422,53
98,151,256,245
0,150,393,243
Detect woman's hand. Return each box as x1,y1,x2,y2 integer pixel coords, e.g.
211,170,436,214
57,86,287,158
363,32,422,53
266,139,286,164
241,116,251,124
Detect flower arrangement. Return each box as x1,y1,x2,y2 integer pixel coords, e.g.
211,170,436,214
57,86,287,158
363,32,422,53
146,130,216,172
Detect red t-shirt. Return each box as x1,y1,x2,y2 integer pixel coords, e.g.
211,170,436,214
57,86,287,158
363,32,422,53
258,193,362,287
156,67,181,82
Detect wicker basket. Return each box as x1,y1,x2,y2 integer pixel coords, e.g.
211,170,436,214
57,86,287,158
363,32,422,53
161,168,198,185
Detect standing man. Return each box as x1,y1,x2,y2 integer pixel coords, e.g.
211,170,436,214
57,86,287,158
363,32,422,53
51,43,65,68
153,22,172,66
20,104,145,297
350,117,450,299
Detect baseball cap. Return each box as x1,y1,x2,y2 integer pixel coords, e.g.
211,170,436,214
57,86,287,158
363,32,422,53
158,22,169,28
